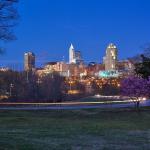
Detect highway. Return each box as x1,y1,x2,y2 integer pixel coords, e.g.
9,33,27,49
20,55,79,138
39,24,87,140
0,99,149,110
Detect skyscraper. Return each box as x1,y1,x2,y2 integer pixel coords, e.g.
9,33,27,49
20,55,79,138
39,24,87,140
69,44,83,64
75,50,83,65
24,52,35,71
104,43,118,71
69,44,75,64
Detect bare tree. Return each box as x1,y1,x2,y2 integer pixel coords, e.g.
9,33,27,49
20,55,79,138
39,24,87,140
142,44,150,58
128,43,150,64
0,0,19,51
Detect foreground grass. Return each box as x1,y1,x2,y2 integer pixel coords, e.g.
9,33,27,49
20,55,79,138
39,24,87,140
0,109,150,150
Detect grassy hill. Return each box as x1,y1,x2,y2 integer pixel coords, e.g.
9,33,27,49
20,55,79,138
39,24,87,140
0,108,150,150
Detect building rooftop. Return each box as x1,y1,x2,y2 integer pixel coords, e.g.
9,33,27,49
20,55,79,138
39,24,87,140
107,43,117,49
45,62,58,65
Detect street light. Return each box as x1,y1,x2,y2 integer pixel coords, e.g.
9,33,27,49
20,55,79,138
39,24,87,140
9,83,14,97
69,81,73,91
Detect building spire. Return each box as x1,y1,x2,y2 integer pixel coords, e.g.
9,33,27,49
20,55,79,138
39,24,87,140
69,43,75,64
70,43,74,50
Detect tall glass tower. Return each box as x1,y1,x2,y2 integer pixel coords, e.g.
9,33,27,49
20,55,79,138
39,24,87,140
69,44,75,64
104,43,118,71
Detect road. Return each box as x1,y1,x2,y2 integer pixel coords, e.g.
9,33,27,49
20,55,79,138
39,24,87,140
0,99,150,110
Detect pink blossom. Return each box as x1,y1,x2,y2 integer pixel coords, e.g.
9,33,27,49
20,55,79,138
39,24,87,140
121,76,150,98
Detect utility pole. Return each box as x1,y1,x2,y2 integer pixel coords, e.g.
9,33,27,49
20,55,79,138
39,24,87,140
26,71,29,82
9,83,14,97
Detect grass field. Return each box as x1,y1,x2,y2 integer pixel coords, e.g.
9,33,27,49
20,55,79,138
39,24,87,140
0,109,150,150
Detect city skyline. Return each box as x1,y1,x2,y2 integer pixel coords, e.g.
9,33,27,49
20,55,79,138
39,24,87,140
1,0,150,67
0,1,150,149
0,42,123,70
0,41,145,70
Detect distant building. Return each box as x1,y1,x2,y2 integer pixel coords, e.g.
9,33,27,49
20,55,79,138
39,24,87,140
97,59,135,78
104,43,118,71
69,44,83,65
24,52,35,71
74,51,83,65
117,60,135,76
117,60,134,71
36,61,69,77
86,62,105,77
69,44,75,64
98,70,120,78
68,63,86,77
0,67,10,72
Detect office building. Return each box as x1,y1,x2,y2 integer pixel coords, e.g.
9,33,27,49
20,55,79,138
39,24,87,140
104,43,118,71
24,52,35,71
69,44,75,64
69,44,83,64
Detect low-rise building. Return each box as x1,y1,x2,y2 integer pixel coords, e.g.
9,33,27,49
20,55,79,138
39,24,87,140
36,61,69,77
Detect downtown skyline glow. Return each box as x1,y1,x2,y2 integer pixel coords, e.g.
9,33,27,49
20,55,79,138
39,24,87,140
1,0,150,69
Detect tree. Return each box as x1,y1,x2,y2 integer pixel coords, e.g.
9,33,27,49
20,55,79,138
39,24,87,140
135,55,150,79
0,70,66,102
121,76,150,110
0,70,36,101
142,43,150,58
38,73,65,102
0,0,19,51
101,83,120,96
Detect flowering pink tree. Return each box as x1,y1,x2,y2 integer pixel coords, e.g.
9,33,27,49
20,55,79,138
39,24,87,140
121,76,150,109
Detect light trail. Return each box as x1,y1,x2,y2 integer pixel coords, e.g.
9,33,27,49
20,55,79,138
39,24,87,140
0,99,147,106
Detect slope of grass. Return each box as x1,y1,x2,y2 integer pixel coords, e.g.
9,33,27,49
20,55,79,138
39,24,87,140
0,109,150,150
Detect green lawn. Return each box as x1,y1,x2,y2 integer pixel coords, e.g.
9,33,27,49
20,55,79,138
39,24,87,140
0,109,150,150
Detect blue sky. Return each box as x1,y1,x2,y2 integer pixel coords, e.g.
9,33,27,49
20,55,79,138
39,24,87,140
0,0,150,69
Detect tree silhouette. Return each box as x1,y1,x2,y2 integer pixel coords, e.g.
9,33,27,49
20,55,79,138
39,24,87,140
135,55,150,79
0,0,19,52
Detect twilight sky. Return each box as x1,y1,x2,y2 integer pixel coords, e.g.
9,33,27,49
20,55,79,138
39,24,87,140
0,0,150,69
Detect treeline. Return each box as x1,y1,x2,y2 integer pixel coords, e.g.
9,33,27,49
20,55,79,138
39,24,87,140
0,71,87,102
0,71,63,102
